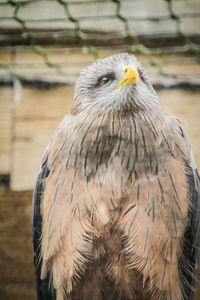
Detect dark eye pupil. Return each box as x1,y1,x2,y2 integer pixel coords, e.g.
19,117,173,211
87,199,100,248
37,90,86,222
100,77,110,85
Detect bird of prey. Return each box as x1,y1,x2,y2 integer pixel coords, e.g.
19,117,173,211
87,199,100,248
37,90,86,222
32,53,200,300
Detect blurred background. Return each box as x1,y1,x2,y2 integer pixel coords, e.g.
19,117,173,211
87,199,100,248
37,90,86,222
0,0,200,299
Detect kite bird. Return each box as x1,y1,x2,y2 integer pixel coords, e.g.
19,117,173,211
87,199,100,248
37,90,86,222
32,53,200,300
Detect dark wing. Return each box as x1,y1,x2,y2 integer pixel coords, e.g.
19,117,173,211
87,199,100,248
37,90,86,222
32,150,56,300
178,130,200,300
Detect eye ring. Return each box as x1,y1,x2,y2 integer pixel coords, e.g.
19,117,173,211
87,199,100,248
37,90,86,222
99,77,111,86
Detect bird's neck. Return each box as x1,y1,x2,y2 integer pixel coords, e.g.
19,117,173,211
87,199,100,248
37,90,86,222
69,107,174,181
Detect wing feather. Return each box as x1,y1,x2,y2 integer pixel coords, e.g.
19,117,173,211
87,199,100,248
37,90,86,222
181,164,200,299
32,149,56,300
173,119,200,299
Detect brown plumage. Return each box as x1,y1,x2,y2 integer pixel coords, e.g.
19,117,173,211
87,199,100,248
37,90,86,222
32,53,200,300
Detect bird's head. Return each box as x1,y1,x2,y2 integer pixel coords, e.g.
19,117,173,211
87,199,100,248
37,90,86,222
72,53,160,114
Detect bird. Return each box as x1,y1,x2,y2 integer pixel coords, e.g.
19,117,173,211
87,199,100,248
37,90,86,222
32,53,200,300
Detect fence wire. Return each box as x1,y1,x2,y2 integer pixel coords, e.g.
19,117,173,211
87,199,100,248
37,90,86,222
0,0,200,87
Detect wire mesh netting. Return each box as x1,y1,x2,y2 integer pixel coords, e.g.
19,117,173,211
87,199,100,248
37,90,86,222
0,0,200,87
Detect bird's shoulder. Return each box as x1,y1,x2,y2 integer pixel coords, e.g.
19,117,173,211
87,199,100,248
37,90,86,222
162,112,195,165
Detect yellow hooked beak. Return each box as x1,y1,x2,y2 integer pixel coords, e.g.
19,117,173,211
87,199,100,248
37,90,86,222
115,65,139,90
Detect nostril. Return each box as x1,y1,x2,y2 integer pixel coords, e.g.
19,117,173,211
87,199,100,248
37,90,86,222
124,67,128,73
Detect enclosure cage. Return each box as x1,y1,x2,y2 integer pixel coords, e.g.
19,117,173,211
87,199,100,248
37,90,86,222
0,0,200,86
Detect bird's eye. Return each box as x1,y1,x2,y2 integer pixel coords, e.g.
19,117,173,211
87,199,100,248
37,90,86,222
99,76,111,86
95,73,115,88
